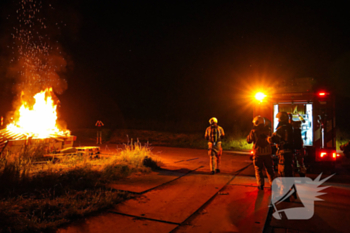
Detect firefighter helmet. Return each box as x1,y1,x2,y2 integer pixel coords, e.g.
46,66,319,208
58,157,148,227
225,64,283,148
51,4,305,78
209,117,218,125
252,116,265,126
276,112,289,122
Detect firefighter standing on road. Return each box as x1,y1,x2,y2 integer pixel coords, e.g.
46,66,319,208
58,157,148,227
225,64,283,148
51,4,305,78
271,112,294,177
205,117,225,175
95,120,104,144
247,116,275,190
291,120,307,176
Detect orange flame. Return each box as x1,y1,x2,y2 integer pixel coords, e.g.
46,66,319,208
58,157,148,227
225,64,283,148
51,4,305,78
6,88,70,138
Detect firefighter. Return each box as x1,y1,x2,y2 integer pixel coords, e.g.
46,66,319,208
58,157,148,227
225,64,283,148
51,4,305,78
95,120,104,144
291,120,307,176
264,117,272,132
247,116,274,190
270,112,294,177
205,117,225,174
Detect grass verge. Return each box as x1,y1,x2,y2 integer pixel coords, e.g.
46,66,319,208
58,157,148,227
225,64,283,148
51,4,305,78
0,141,159,233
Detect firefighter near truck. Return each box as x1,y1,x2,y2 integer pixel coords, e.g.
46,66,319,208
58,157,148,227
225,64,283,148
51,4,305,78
252,78,339,173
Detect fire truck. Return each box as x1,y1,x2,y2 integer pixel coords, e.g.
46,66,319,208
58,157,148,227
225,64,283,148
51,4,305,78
253,78,339,168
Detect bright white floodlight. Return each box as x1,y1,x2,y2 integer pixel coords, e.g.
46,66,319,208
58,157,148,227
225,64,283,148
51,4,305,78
255,92,266,102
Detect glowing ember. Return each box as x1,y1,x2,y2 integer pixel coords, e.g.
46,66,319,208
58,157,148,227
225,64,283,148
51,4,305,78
6,88,70,138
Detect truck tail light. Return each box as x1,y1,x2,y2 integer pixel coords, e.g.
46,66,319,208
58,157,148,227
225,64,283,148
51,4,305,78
316,149,338,161
317,91,330,97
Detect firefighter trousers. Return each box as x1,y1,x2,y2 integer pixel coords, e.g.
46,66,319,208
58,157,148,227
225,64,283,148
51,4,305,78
96,130,102,144
253,154,274,187
277,152,294,177
295,149,306,174
208,142,222,171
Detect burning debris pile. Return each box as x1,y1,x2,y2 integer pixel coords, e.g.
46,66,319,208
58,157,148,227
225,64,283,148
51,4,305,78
6,88,69,138
0,1,73,156
0,88,73,156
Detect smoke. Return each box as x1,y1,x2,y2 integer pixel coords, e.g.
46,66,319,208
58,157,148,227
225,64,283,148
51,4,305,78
2,0,70,107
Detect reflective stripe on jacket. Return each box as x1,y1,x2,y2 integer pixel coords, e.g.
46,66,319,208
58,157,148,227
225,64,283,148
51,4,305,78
205,125,225,142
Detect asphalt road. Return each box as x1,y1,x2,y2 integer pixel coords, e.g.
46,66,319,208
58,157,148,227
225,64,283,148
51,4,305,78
58,146,272,233
58,146,350,233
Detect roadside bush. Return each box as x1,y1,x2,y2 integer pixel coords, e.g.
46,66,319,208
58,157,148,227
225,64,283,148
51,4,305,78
222,124,251,150
336,128,350,151
119,139,160,169
223,138,251,150
143,156,161,170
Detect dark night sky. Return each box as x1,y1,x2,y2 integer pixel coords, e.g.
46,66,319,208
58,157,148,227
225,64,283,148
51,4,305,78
1,1,350,131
